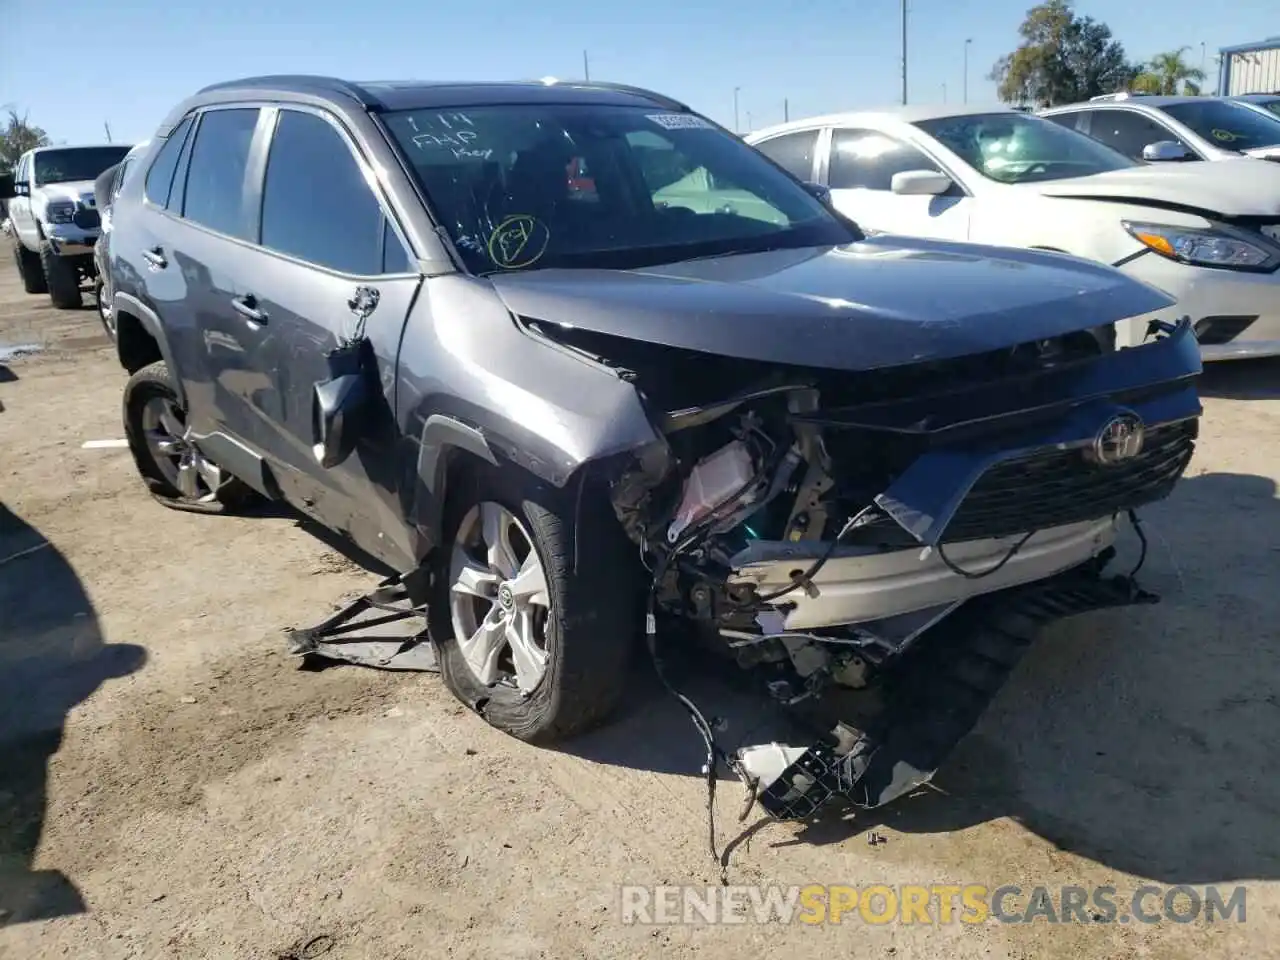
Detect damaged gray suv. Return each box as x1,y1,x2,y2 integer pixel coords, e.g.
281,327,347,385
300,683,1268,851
106,76,1202,820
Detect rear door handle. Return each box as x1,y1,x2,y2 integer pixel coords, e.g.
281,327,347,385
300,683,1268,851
140,246,167,269
231,295,268,324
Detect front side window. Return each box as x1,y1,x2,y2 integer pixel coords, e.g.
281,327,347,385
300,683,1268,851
260,110,389,275
383,104,852,274
914,112,1136,183
144,118,192,208
182,108,259,239
828,129,942,191
1162,99,1280,152
32,146,130,186
753,130,819,181
1081,109,1186,159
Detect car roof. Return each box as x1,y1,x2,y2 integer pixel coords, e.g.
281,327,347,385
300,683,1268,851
156,75,690,135
748,103,1016,139
1045,94,1231,112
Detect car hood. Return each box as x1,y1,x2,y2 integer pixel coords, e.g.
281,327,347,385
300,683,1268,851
489,236,1176,372
1030,161,1280,216
33,179,97,206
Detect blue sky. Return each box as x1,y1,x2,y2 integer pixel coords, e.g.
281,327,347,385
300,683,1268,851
2,0,1276,145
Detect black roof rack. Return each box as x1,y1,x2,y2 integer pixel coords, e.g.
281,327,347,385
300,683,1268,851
196,74,379,107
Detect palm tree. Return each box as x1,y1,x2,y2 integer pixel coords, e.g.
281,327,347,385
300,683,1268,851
1133,47,1206,95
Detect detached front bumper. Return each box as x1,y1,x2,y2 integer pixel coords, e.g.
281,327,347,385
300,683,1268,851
42,223,98,258
1121,253,1280,361
744,559,1158,819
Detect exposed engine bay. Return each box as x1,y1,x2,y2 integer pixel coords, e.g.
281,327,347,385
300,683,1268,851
532,313,1202,838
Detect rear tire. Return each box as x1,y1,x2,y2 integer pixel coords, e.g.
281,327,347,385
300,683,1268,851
13,242,47,294
430,462,642,743
122,361,257,514
40,243,82,309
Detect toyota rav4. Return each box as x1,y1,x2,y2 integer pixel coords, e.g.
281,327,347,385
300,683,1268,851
101,75,1201,820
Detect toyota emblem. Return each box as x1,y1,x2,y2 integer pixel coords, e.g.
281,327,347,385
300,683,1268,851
1088,411,1145,466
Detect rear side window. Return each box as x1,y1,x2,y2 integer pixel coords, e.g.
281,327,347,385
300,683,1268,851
754,130,819,180
182,108,260,239
260,109,386,274
144,117,192,207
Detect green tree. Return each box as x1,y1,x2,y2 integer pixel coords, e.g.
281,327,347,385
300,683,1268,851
1133,48,1206,95
0,108,51,167
990,0,1138,107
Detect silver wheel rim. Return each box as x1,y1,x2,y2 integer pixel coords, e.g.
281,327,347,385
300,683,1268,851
98,285,115,336
140,396,222,502
448,502,551,694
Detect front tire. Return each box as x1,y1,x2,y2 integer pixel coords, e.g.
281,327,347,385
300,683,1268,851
12,242,47,294
122,361,256,514
430,463,641,743
40,243,82,309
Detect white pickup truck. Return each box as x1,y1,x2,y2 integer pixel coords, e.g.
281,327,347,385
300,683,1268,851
3,143,133,308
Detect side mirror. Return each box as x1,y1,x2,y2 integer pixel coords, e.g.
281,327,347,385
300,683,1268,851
311,373,368,469
890,169,953,195
0,173,14,200
1142,140,1194,162
802,181,832,205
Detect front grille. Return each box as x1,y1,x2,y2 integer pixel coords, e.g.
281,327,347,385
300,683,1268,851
72,207,100,230
942,419,1197,542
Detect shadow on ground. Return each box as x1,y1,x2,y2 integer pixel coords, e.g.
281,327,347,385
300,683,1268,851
563,471,1280,886
0,503,146,927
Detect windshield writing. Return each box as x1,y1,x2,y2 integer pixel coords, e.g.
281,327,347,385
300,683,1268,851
1164,100,1280,151
384,104,852,273
33,147,132,186
914,113,1135,184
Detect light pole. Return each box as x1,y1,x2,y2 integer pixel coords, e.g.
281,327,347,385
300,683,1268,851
734,86,741,133
900,0,908,104
963,38,973,104
583,50,591,82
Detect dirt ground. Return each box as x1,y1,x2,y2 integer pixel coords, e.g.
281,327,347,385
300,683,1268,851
1,254,1278,960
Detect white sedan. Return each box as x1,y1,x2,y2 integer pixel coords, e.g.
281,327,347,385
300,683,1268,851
747,105,1280,360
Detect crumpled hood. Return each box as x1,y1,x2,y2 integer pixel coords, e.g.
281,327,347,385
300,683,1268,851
489,236,1176,372
1030,160,1280,217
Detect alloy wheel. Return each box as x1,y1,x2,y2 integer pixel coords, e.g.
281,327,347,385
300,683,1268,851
139,395,223,502
448,501,551,693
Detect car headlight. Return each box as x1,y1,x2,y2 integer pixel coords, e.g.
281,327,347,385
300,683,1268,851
1122,220,1279,272
43,201,77,225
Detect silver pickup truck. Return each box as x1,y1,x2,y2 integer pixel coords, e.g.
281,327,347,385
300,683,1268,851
4,143,133,308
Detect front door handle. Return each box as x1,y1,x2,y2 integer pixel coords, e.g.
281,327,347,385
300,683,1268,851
231,295,268,324
140,246,167,269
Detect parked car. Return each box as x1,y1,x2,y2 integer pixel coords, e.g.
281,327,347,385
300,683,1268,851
104,75,1200,819
1039,94,1280,163
748,105,1280,360
91,141,150,340
1232,92,1280,121
1,143,133,308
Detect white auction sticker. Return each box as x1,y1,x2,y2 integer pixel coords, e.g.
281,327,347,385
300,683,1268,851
647,113,714,130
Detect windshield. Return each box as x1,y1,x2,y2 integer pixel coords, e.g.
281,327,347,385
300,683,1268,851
383,104,853,273
914,112,1136,184
1162,100,1280,151
32,146,132,186
1253,98,1280,119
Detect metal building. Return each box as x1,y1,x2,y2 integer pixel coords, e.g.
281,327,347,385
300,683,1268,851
1217,37,1280,95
